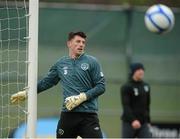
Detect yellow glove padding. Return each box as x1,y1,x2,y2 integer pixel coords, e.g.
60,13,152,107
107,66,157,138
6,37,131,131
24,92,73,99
10,90,27,104
65,93,87,111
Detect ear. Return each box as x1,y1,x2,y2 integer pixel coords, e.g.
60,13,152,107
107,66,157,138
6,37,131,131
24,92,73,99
67,41,71,48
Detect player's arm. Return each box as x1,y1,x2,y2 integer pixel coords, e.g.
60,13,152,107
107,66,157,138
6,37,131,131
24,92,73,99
84,58,105,100
121,85,136,123
37,64,60,93
11,64,60,104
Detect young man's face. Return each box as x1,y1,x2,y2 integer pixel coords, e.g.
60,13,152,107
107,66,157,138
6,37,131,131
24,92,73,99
67,35,86,57
133,69,144,81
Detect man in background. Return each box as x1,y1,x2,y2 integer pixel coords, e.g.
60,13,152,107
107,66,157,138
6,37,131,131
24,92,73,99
120,63,152,138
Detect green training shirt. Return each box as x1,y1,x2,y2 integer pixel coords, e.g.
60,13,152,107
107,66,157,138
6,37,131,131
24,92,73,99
37,53,105,113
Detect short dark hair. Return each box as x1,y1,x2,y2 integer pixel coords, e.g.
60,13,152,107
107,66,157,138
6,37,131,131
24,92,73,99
68,31,87,41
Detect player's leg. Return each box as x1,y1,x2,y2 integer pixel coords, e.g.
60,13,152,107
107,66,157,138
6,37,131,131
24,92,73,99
137,123,152,138
121,121,136,138
56,112,78,138
78,113,103,138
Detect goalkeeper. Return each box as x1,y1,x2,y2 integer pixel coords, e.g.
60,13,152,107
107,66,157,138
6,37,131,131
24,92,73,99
11,31,105,138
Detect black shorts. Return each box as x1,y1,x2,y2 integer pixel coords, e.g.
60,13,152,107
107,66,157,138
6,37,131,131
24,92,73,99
56,112,103,138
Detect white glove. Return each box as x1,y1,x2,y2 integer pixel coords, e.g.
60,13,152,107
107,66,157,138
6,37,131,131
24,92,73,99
10,90,27,104
65,93,87,111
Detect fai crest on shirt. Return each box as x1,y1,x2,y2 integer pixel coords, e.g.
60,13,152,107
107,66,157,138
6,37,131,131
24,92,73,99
81,63,89,71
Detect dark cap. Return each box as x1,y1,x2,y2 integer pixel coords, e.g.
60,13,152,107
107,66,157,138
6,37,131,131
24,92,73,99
130,63,145,77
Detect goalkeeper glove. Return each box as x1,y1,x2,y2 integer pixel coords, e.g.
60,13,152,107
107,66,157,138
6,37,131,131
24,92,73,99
65,93,87,111
10,90,27,104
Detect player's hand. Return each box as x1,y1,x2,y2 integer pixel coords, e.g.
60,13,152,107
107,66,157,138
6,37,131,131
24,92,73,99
65,93,87,111
10,90,27,104
131,120,141,129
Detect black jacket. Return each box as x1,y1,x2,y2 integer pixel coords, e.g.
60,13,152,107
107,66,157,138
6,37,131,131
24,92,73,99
120,79,151,124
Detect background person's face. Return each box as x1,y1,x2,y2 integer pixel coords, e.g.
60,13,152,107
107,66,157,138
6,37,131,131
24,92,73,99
133,69,144,81
68,35,86,57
